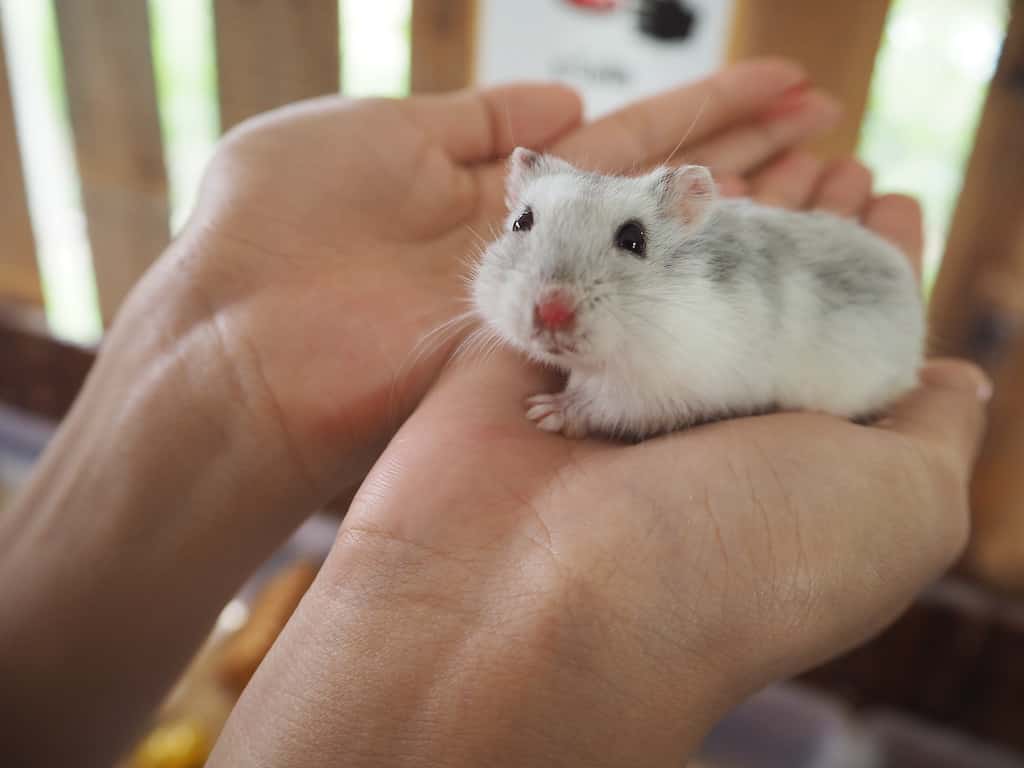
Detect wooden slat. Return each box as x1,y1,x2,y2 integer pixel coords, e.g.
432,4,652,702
0,19,42,305
964,329,1024,591
923,4,1024,593
803,579,1024,755
411,0,477,93
929,2,1023,357
727,0,892,158
55,0,170,326
0,302,95,422
212,0,340,132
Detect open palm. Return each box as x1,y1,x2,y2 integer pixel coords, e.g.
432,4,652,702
198,65,991,766
218,166,989,766
328,165,988,759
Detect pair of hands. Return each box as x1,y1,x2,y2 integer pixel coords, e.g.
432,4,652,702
192,60,987,764
5,59,989,766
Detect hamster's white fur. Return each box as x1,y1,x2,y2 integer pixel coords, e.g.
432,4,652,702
472,148,924,439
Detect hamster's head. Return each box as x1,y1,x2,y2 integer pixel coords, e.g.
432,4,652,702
472,147,717,371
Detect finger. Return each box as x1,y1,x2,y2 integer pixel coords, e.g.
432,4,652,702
553,57,808,172
686,89,841,176
811,158,873,216
748,150,823,210
862,194,925,276
405,83,584,164
716,172,750,198
439,347,561,428
883,359,992,469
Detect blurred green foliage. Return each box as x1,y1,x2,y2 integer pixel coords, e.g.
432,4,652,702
858,0,1009,290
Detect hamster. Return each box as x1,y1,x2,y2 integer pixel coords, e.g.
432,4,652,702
471,147,925,439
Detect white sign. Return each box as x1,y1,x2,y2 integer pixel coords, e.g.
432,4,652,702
476,0,735,119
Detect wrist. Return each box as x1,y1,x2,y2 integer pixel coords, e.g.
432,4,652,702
213,525,734,767
0,246,317,766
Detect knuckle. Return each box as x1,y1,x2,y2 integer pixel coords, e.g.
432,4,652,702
849,160,873,188
883,192,923,220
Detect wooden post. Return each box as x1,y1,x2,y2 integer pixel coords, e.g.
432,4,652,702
212,0,340,132
968,330,1024,592
54,0,170,326
0,18,42,305
924,3,1024,592
410,0,477,93
727,0,892,158
929,3,1024,358
0,302,95,422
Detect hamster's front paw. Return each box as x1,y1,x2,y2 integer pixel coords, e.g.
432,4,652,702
525,392,589,439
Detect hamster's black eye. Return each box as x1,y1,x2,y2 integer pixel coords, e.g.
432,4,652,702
512,207,534,232
615,220,646,258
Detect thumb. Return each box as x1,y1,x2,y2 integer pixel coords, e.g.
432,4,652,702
883,358,992,469
408,83,584,164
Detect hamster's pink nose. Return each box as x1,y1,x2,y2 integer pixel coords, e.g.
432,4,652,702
534,291,576,331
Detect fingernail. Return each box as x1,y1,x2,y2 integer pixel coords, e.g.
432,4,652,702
978,379,995,401
920,363,994,401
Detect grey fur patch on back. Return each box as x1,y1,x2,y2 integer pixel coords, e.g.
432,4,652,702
758,218,799,253
670,207,744,286
694,209,788,292
704,232,744,284
810,259,900,310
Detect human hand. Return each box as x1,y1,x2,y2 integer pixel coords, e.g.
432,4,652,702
2,61,840,767
209,159,990,767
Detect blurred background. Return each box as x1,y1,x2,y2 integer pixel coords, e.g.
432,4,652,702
1,1,1022,766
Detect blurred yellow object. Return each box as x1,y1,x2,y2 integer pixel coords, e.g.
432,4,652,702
130,720,211,768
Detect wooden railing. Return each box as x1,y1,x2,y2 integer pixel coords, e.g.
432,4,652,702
0,0,924,321
0,0,471,324
2,0,1024,754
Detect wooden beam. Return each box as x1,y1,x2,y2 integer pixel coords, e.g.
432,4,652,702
410,0,477,93
802,579,1024,755
923,4,1024,593
0,302,95,422
929,3,1024,358
0,17,42,305
212,0,340,132
727,0,891,158
964,324,1024,592
54,0,170,326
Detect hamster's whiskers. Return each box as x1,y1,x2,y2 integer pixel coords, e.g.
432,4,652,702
394,308,479,387
458,251,485,289
614,304,687,348
464,224,490,249
453,324,505,367
384,306,479,429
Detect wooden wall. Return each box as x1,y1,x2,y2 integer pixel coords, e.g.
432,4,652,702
410,0,477,93
728,0,893,158
0,15,41,305
928,1,1024,592
213,0,340,131
54,0,170,325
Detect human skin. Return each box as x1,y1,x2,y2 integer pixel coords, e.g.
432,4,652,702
0,58,987,766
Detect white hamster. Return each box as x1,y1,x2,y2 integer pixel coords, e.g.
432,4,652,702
472,148,924,439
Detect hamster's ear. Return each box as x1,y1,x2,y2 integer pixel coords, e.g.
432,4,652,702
506,147,574,208
656,165,717,230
